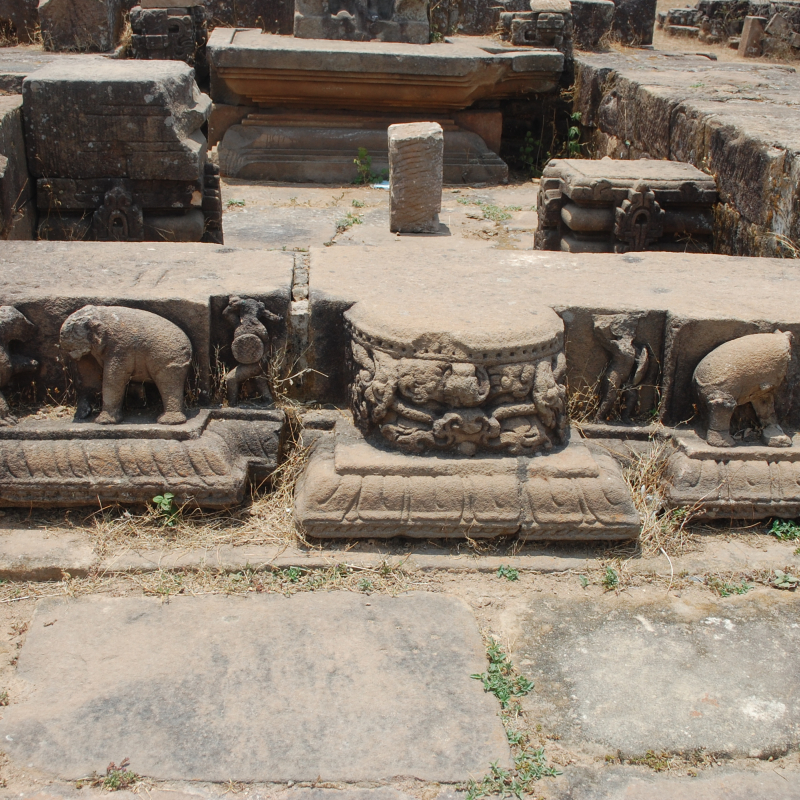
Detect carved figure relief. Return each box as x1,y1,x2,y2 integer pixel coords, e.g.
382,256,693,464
223,296,281,406
349,325,567,456
693,330,793,448
0,307,38,426
92,186,144,242
613,182,665,253
60,305,192,425
593,313,655,422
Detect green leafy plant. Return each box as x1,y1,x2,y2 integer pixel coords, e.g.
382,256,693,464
353,147,387,185
707,576,751,597
77,759,139,792
226,198,245,207
772,569,800,590
471,639,534,708
282,566,303,583
457,197,518,222
566,111,582,157
351,198,365,208
497,565,519,581
770,519,800,540
0,690,8,706
151,492,178,527
520,130,550,178
358,577,373,592
579,575,589,588
602,566,619,591
335,211,363,233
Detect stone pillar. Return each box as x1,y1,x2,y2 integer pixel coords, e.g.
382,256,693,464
738,15,767,57
570,0,614,49
38,0,122,51
388,122,443,235
610,0,656,45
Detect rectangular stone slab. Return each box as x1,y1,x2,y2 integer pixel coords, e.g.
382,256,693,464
0,593,509,782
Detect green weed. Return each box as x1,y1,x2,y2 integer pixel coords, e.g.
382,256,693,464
0,690,8,706
772,569,800,590
282,566,303,583
358,577,374,592
151,493,178,528
602,567,619,591
579,575,589,588
770,519,800,540
707,576,751,597
457,197,518,222
497,565,519,581
351,199,365,208
471,639,534,708
336,211,363,233
226,198,245,207
353,147,387,185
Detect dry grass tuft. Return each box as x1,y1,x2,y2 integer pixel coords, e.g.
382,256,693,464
622,438,697,557
567,379,600,424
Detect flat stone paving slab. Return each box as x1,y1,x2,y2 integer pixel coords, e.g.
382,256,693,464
0,593,508,783
516,587,800,758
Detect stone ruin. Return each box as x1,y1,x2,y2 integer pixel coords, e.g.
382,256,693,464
0,0,797,543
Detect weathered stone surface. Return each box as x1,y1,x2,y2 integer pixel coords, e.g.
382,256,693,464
38,0,122,51
218,113,508,185
0,409,284,507
294,418,640,539
498,0,573,51
570,0,615,48
206,0,294,32
573,51,800,257
23,60,210,181
208,29,565,111
294,0,429,44
0,95,34,241
739,12,767,53
0,593,509,780
130,4,209,70
0,0,38,42
516,588,800,757
535,156,717,253
388,122,443,234
611,0,657,43
0,529,95,580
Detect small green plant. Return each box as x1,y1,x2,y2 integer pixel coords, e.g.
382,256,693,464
520,130,550,178
465,747,560,800
358,577,373,592
566,111,582,157
471,639,534,708
151,492,178,527
627,750,673,772
770,519,800,540
457,197,518,222
79,759,139,792
707,576,751,597
282,566,303,583
497,565,519,581
794,547,800,556
602,567,619,591
336,211,363,233
430,30,445,42
353,147,387,185
0,690,8,706
579,575,589,588
351,199,365,208
771,569,800,590
226,198,245,207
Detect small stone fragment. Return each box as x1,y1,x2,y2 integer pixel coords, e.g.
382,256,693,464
388,122,443,235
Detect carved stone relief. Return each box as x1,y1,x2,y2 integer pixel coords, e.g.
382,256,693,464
613,182,665,253
92,186,144,242
60,305,192,425
693,330,793,448
223,296,281,406
347,317,567,456
0,306,38,426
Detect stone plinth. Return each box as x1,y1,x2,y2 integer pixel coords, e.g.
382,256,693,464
294,418,640,539
388,122,443,234
217,111,508,185
535,156,717,253
208,29,565,112
294,0,429,44
346,296,567,455
38,0,122,51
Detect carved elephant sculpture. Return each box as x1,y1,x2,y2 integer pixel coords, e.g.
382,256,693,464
693,330,793,448
60,305,192,425
0,306,38,426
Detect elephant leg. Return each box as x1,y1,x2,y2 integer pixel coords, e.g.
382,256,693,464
155,364,188,425
752,393,792,448
704,393,736,448
254,375,273,403
96,360,128,424
225,363,262,407
71,356,102,421
596,348,636,421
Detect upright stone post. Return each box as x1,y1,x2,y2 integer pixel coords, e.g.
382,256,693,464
388,121,443,234
739,16,767,57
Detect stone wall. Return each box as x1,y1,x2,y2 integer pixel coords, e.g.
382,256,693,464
573,51,800,258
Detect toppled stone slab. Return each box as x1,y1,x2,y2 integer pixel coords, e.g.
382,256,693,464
23,60,210,181
516,588,800,757
389,122,443,234
573,51,800,257
39,0,122,51
0,593,509,781
294,418,640,539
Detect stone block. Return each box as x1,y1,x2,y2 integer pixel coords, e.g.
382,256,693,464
498,0,574,51
294,418,640,539
38,0,122,51
130,4,209,71
0,95,33,241
738,14,767,54
294,0,429,43
0,0,38,42
611,0,657,44
570,0,615,49
218,113,507,185
388,122,443,234
206,0,294,32
0,593,509,781
23,60,211,181
535,157,717,253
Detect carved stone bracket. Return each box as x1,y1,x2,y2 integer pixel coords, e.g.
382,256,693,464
613,181,665,253
92,186,144,242
346,309,568,456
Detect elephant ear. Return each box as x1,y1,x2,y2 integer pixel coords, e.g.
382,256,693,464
87,317,107,351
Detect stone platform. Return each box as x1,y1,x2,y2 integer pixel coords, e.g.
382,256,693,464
0,593,508,782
